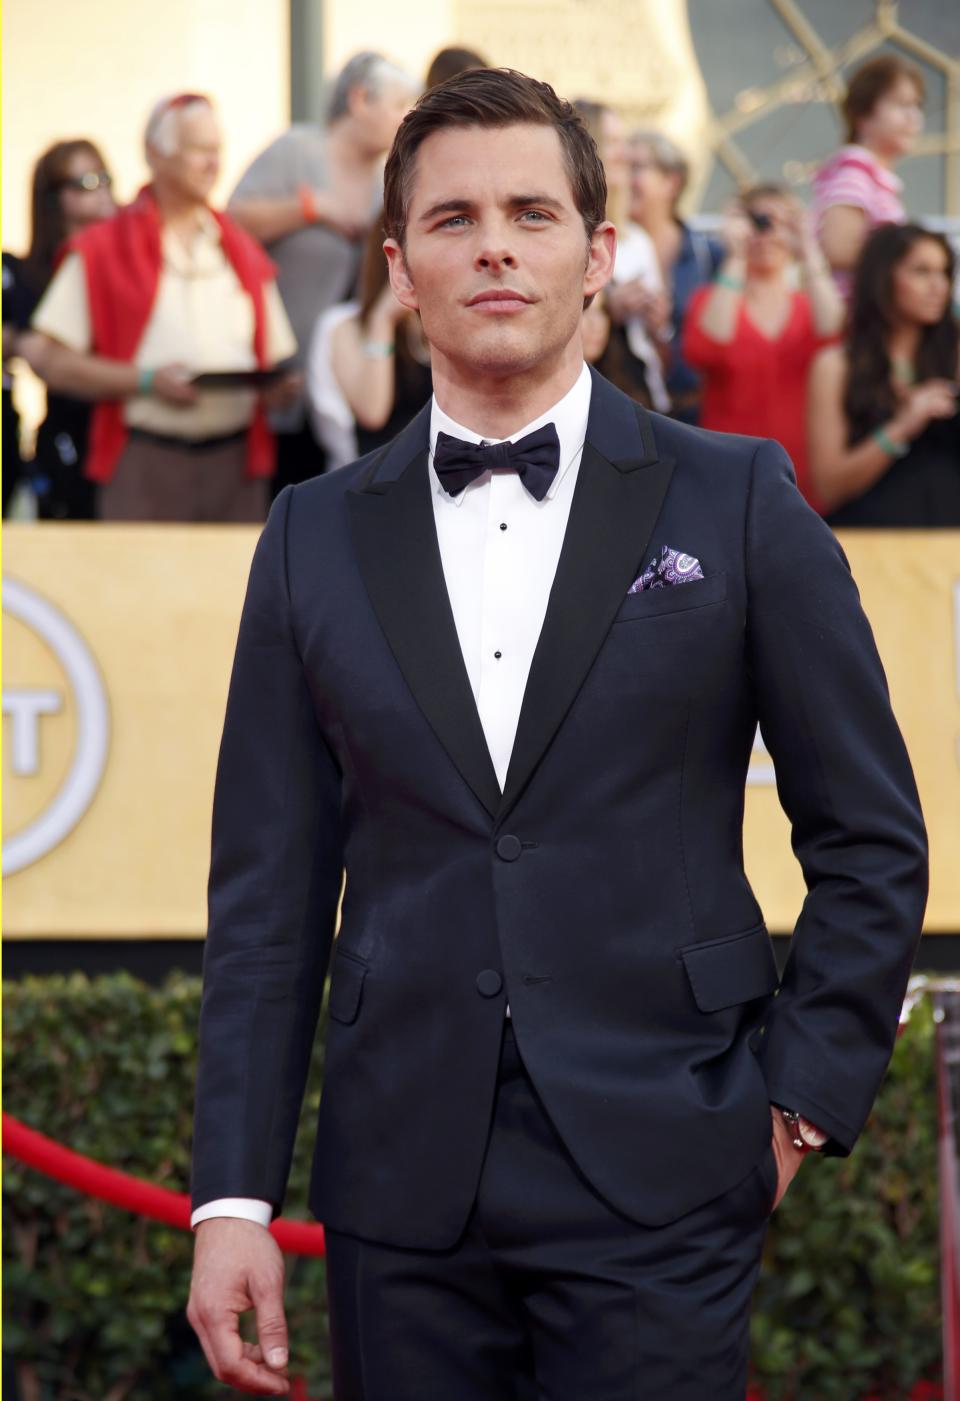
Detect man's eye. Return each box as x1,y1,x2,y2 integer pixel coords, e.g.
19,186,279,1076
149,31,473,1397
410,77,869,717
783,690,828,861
439,215,469,228
520,210,549,222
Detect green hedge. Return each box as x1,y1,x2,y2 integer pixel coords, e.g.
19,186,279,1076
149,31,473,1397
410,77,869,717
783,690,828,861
2,973,942,1399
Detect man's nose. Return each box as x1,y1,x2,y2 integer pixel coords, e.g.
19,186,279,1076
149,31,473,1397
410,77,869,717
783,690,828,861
474,222,519,271
475,244,518,271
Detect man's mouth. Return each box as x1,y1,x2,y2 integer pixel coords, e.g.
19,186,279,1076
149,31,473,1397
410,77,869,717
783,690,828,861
466,289,533,312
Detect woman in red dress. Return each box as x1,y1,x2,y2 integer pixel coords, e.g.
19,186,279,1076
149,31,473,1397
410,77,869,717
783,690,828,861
683,185,844,510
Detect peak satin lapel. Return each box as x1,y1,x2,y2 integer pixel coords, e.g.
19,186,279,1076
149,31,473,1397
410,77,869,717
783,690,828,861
347,451,502,820
499,387,675,817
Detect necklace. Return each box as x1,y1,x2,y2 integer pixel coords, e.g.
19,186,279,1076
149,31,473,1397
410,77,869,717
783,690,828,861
891,357,916,387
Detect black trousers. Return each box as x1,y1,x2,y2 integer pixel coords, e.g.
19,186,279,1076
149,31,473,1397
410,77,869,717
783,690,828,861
325,1023,777,1401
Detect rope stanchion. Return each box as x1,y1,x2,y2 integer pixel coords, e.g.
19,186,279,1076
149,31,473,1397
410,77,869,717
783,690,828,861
2,1112,325,1256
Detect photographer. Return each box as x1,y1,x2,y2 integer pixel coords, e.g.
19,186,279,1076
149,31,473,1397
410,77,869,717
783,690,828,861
683,184,843,509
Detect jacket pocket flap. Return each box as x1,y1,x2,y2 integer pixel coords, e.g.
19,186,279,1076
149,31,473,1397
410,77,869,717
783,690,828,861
328,950,367,1024
679,923,779,1013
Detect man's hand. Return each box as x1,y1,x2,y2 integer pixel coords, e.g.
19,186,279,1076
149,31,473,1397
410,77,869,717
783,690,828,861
151,363,199,406
309,187,369,242
768,1106,826,1211
768,1106,805,1211
892,380,959,441
261,371,304,413
605,279,652,324
187,1217,291,1395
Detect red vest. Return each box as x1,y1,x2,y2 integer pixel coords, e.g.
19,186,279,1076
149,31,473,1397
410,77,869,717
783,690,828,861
65,185,277,484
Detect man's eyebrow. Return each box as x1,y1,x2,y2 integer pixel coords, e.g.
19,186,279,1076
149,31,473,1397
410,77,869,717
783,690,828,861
418,198,475,223
417,193,567,223
505,194,565,212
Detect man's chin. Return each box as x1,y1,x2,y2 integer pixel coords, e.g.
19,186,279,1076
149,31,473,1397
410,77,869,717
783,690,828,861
470,351,545,378
450,329,549,379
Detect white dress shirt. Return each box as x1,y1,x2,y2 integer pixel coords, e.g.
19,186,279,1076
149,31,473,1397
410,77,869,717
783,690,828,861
429,361,591,787
191,363,593,1230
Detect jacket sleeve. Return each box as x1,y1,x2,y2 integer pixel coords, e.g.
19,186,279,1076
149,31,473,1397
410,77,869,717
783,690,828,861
744,440,928,1154
191,485,343,1216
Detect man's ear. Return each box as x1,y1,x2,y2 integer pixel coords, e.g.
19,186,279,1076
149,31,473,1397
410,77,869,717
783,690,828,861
383,239,420,312
583,220,617,302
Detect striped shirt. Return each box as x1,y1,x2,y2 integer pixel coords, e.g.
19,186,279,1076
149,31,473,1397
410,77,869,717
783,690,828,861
812,144,905,296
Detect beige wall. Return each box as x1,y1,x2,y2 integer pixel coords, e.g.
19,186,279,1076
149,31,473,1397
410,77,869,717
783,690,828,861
324,0,452,83
3,525,255,936
2,0,290,258
324,0,710,183
4,526,959,936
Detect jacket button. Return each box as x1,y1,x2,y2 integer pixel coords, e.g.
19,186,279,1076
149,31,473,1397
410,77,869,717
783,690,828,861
495,834,522,861
476,969,503,997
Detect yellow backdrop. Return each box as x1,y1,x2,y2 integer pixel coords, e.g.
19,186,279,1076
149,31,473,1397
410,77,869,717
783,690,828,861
3,526,958,936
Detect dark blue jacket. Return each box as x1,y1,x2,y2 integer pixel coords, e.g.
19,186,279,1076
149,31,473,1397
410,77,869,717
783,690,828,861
192,370,927,1247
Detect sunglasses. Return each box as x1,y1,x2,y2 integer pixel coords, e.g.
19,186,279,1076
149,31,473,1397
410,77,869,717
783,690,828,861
59,170,113,193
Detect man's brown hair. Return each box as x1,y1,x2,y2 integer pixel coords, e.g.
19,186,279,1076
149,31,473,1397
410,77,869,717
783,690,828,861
842,54,924,144
383,67,607,248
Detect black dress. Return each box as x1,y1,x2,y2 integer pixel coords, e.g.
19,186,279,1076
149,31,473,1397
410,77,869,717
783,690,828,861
827,413,960,528
2,251,97,520
33,388,97,520
3,253,35,514
355,352,433,458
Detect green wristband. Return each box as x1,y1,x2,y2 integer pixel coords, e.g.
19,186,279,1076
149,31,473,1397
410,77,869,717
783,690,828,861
872,426,908,458
714,273,745,291
362,340,395,358
137,367,155,395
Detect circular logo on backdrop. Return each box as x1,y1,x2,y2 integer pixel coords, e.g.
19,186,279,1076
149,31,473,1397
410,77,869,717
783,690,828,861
2,577,110,875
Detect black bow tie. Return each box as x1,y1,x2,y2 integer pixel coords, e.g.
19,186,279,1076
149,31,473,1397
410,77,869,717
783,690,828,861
433,422,561,502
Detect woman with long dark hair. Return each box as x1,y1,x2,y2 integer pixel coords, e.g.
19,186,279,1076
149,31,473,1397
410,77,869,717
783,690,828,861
306,217,432,465
807,223,959,526
4,139,115,517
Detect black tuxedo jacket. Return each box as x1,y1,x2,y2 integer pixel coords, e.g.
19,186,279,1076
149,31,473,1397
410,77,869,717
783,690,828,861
191,370,927,1247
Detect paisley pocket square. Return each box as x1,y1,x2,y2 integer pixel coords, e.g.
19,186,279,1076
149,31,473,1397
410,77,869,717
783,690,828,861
627,545,704,594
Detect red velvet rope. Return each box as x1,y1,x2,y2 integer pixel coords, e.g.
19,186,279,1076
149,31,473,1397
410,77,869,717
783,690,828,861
1,1112,325,1256
0,992,928,1270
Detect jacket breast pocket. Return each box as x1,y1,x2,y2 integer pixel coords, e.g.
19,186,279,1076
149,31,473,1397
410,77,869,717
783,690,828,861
678,922,779,1013
613,571,727,623
328,948,368,1025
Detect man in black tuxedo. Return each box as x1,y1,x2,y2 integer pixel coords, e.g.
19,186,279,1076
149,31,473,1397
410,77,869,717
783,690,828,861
188,69,927,1399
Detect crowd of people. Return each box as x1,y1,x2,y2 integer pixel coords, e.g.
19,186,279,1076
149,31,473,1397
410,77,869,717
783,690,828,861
3,48,958,527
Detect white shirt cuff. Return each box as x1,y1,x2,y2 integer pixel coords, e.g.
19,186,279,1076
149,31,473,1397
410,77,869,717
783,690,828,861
190,1197,273,1229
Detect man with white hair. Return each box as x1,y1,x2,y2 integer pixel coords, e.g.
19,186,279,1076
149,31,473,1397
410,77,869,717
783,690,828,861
229,51,418,492
28,93,298,522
